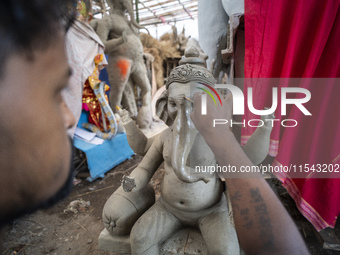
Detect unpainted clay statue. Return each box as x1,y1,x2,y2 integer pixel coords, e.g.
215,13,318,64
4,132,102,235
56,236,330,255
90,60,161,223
90,1,152,129
99,45,274,255
177,27,191,54
106,0,149,34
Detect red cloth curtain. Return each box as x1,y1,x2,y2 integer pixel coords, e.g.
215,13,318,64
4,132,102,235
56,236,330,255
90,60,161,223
243,0,340,231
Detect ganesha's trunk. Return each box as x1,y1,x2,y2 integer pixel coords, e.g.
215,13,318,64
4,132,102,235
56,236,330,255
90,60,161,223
171,102,199,183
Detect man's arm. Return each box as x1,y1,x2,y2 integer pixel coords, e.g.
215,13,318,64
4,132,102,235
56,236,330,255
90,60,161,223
190,92,309,255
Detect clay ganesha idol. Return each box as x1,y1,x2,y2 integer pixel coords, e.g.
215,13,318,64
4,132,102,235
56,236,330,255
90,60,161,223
99,45,274,255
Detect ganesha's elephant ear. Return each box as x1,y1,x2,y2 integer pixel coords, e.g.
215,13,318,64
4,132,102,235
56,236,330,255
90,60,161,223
156,90,173,127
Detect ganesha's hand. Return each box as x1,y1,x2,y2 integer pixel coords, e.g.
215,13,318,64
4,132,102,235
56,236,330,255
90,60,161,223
121,175,136,192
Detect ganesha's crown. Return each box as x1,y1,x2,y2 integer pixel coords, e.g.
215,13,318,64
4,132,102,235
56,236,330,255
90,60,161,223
165,45,216,88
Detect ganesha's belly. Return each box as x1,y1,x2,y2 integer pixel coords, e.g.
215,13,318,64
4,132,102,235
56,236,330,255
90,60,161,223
161,170,223,212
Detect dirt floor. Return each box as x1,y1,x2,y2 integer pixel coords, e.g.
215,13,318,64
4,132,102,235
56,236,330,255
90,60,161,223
2,154,340,255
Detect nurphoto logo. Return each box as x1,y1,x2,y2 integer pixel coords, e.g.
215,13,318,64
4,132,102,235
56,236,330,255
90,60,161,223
196,82,222,115
198,84,312,128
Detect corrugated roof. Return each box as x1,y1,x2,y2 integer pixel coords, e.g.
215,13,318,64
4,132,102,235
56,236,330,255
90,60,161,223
91,0,198,28
134,0,198,27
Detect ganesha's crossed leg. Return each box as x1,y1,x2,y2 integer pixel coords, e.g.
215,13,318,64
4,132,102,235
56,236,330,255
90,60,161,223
199,197,240,255
130,200,182,255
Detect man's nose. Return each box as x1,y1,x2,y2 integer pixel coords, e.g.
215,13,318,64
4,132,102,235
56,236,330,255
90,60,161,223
61,101,76,129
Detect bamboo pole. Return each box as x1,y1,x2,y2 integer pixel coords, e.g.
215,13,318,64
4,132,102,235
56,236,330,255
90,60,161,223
135,0,140,23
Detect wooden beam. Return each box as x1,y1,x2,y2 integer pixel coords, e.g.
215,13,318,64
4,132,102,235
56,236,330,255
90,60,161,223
138,0,163,24
177,0,194,20
136,0,174,12
142,15,197,26
132,0,198,26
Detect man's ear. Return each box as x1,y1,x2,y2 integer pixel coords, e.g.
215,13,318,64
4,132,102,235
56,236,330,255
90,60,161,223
156,90,174,127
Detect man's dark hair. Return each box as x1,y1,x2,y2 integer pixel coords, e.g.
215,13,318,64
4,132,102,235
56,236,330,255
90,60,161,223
0,0,76,76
